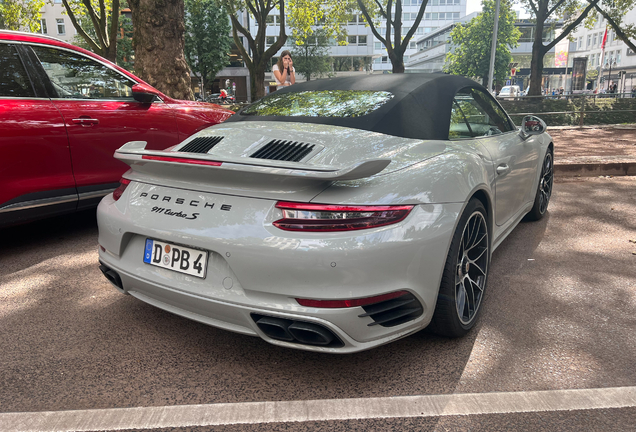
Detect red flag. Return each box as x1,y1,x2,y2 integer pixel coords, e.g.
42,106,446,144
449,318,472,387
600,27,608,69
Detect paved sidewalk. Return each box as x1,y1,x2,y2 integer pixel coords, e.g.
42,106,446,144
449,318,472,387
550,125,636,176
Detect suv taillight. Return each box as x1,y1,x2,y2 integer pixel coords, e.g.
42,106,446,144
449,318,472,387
112,178,131,201
273,201,414,232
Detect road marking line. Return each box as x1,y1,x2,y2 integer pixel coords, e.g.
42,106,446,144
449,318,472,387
2,386,636,431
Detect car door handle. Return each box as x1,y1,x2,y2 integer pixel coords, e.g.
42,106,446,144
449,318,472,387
496,164,510,176
72,117,99,126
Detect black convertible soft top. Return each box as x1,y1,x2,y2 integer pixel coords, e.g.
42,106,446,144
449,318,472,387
227,73,488,141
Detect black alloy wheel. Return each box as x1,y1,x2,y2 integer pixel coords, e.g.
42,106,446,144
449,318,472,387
429,198,490,337
525,149,553,221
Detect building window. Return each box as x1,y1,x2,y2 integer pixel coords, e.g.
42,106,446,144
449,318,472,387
416,27,424,35
40,18,47,34
56,18,65,35
266,15,279,26
409,41,416,49
593,33,598,46
358,35,367,45
616,50,621,64
348,35,357,45
54,0,62,3
375,42,382,50
578,36,583,49
348,14,357,24
266,36,276,45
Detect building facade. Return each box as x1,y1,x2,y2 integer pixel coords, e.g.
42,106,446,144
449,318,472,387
568,11,636,93
38,0,75,43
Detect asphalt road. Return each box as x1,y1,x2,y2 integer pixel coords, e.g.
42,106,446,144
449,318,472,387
1,176,635,431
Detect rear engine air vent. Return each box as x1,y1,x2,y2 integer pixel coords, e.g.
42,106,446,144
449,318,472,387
358,292,423,327
179,136,223,153
250,140,315,162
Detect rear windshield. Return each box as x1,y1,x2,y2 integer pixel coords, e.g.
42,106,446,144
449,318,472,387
241,90,394,118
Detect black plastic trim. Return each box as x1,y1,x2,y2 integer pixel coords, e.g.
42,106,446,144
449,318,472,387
179,136,223,153
250,140,315,162
359,292,423,327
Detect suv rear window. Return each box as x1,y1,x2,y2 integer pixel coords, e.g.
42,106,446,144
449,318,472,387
241,90,394,118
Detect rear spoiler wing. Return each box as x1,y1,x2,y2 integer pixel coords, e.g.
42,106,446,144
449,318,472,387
115,141,391,181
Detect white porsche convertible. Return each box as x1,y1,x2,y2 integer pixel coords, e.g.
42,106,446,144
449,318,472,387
97,74,553,353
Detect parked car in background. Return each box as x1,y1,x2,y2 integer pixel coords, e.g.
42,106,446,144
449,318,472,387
498,85,521,99
205,93,236,104
97,74,553,353
0,30,234,227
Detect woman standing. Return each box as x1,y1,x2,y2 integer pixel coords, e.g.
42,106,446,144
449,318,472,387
272,51,295,89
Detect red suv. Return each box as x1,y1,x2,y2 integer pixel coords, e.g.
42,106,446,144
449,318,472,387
0,30,234,227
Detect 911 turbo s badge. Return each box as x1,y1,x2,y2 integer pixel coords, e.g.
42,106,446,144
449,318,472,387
151,206,199,220
138,192,232,221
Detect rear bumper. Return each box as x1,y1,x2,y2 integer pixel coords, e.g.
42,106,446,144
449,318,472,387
97,185,462,353
97,258,429,353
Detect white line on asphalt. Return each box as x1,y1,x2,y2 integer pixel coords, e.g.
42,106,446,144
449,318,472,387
2,386,636,431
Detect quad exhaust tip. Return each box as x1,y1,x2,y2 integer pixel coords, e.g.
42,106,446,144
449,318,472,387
252,314,343,348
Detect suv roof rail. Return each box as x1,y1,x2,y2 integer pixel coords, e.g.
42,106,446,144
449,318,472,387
0,29,67,44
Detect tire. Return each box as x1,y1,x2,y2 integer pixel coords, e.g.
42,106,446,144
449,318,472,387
429,198,490,338
524,149,554,221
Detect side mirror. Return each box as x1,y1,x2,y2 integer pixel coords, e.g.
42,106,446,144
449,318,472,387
132,83,161,103
520,115,547,136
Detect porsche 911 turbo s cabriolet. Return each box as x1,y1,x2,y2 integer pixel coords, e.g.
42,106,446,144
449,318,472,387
97,74,553,353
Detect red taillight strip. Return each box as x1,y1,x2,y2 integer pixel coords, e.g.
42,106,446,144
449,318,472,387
112,178,131,201
276,201,413,212
296,290,409,308
142,155,222,166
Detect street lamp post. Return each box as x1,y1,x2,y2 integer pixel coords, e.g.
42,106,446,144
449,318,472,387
606,56,616,92
487,0,501,94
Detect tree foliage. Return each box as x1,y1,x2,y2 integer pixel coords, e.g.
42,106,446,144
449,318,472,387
585,1,636,55
356,0,428,73
333,56,371,71
60,0,121,62
445,0,520,86
0,0,45,32
286,0,352,42
184,0,232,97
69,2,134,70
290,29,333,81
115,11,133,70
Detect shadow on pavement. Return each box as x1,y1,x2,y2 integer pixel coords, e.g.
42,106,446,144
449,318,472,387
0,211,479,415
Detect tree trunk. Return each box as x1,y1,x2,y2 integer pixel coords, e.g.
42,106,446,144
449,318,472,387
390,51,405,73
128,0,193,100
528,3,547,96
251,64,266,102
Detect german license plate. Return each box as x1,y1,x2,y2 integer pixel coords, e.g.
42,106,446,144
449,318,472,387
143,239,207,278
